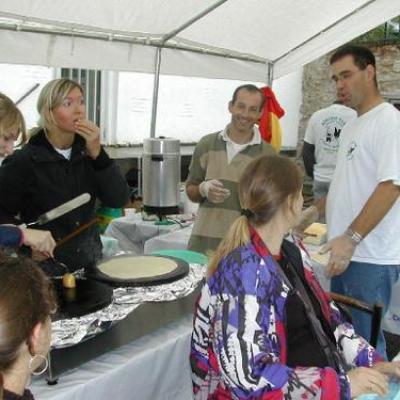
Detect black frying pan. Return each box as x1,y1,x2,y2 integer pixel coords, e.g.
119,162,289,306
52,277,113,321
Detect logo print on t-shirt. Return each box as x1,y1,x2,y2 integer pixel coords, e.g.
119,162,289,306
346,141,357,160
325,127,341,143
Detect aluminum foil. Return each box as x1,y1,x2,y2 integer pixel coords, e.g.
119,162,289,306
51,263,205,348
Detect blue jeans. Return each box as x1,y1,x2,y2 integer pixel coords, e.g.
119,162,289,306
331,261,400,359
313,180,331,201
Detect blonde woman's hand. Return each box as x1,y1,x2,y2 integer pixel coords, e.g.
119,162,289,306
22,228,56,258
348,367,388,398
75,119,101,159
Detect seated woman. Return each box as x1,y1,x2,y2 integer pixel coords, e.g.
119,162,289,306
0,254,56,400
0,79,129,274
191,155,400,399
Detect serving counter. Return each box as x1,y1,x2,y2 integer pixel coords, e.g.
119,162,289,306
45,286,200,382
31,313,195,400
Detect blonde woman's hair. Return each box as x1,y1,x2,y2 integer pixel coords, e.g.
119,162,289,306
0,93,26,146
208,155,303,275
35,78,83,132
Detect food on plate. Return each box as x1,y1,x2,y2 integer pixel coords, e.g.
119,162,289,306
309,251,330,265
303,223,327,245
62,273,76,288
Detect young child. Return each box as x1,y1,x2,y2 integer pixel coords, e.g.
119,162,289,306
0,92,26,163
0,92,55,256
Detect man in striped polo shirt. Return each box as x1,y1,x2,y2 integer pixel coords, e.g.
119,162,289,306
186,84,276,255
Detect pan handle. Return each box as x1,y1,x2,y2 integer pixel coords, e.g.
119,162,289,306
56,218,99,248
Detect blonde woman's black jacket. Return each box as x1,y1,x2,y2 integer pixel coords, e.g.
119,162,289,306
0,130,129,272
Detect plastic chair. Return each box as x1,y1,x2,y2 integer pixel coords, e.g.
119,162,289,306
328,292,383,348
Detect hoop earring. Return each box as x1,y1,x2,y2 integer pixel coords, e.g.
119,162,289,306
28,354,48,376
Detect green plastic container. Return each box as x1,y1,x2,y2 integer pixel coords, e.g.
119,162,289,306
96,207,123,233
151,249,208,265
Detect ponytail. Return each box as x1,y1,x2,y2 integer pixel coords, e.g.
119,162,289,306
208,215,250,276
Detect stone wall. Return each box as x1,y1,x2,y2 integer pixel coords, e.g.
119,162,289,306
298,44,400,154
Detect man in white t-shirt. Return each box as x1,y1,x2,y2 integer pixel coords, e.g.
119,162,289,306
302,101,356,199
318,45,400,357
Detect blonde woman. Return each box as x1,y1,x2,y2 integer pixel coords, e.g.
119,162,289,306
0,79,129,274
191,155,400,399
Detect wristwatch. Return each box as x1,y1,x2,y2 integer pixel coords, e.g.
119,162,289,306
345,228,363,245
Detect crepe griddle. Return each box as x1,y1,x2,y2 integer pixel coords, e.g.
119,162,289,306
88,254,189,287
52,278,113,321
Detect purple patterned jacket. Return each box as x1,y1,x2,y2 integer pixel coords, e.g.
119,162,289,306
190,228,382,399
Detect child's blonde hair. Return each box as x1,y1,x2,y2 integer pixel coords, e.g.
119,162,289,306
0,93,26,146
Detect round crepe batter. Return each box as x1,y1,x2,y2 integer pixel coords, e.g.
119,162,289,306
97,256,177,279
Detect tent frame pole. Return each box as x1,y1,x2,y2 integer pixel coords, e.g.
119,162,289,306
267,62,274,87
149,0,228,138
150,47,162,138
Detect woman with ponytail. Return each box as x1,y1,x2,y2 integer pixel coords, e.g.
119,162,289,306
191,155,400,400
0,255,55,400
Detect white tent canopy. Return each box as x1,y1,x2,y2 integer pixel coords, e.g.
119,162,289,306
0,0,399,82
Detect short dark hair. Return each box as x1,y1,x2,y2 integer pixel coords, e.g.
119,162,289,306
329,44,376,70
231,84,265,110
330,45,377,87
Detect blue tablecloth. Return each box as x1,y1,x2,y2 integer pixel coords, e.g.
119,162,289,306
358,382,400,400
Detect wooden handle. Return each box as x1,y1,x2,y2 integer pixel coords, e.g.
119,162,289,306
56,218,99,248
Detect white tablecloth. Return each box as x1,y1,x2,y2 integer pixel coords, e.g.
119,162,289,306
31,315,194,400
104,214,183,254
144,225,193,254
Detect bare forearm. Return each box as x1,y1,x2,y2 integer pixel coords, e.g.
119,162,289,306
186,183,203,203
350,181,400,237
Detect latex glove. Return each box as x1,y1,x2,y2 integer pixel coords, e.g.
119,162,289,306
199,179,230,204
22,228,56,258
348,367,388,398
75,119,101,159
320,233,356,277
292,205,319,237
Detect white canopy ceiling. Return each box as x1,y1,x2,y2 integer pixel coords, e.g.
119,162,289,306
0,0,399,82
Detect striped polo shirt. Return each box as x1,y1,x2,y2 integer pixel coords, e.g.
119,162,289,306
186,129,275,255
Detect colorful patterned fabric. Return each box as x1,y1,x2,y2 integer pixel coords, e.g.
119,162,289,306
190,227,382,399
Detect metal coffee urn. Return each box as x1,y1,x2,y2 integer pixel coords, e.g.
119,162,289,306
142,137,180,218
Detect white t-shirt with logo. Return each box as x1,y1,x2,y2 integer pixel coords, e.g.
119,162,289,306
326,102,400,264
304,104,356,182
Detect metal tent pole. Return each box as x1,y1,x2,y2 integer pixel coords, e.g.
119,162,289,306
150,47,162,138
149,0,229,137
